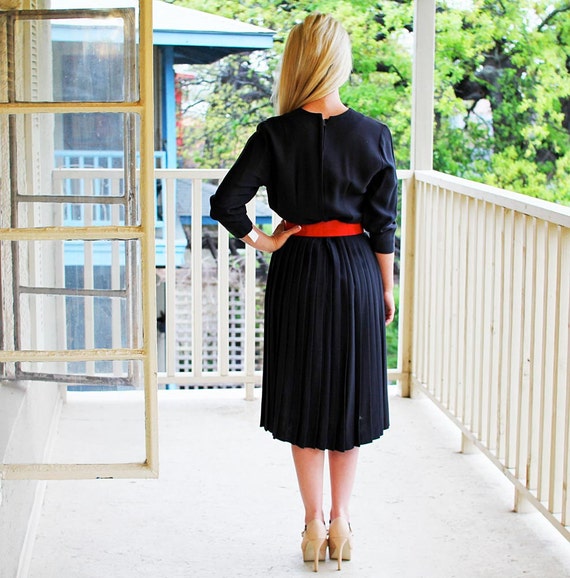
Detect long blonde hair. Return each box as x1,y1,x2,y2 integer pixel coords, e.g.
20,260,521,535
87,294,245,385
274,13,352,116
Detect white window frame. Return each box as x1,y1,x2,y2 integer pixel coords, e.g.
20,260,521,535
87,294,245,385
0,0,158,480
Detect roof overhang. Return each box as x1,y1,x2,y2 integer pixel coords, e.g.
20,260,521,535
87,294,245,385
50,0,274,64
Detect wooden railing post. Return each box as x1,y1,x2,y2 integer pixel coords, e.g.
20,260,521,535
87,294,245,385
398,176,417,398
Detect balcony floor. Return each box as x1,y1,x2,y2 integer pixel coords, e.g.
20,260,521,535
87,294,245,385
27,388,570,578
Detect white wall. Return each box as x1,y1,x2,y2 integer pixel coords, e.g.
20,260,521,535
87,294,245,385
0,381,62,578
0,4,63,575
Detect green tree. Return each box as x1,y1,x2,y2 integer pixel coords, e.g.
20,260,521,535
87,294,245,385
434,0,570,203
178,0,570,204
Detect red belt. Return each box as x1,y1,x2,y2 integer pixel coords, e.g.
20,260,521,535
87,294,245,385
284,219,363,237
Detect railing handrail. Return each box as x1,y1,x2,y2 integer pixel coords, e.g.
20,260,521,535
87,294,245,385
54,167,414,179
155,168,229,179
55,149,167,166
53,168,128,179
416,169,570,227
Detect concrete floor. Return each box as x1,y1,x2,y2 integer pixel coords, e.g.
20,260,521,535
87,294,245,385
26,388,570,578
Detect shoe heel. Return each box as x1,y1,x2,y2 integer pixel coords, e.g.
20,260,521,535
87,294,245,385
301,520,327,572
305,538,327,572
303,537,327,572
328,518,353,570
329,536,351,570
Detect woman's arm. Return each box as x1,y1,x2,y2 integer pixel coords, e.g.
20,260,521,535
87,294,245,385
376,252,395,326
209,125,270,239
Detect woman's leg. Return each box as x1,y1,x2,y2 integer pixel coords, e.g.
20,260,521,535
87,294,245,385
291,445,326,523
328,447,359,521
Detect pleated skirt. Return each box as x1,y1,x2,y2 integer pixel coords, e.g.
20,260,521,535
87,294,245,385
260,233,390,451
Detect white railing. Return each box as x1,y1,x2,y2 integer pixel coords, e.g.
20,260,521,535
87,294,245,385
49,165,570,538
403,170,570,540
154,169,411,400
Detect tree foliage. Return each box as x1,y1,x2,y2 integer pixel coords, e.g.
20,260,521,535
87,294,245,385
177,0,570,204
434,0,570,203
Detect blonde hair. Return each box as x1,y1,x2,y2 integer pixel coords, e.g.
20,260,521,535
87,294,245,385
274,13,352,115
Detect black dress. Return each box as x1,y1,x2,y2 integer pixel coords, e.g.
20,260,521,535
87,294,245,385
210,107,398,451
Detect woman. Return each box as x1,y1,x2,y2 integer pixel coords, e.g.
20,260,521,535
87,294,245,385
210,13,397,572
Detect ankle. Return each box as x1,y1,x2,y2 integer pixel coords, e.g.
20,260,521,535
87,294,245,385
304,514,325,525
329,510,350,523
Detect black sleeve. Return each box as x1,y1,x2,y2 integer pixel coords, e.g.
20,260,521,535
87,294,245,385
362,125,398,253
209,124,270,239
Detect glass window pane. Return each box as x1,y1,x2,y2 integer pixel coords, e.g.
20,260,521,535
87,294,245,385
3,7,139,103
0,112,141,228
1,239,142,354
51,16,128,103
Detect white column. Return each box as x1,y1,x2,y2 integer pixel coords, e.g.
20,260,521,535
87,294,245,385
398,1,436,397
410,0,436,170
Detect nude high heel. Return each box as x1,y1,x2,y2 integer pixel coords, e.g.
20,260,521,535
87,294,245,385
328,517,353,570
301,519,327,572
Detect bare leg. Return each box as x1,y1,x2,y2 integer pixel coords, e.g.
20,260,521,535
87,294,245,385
291,445,326,524
328,447,359,521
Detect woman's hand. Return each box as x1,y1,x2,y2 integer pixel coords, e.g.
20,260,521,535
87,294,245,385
241,221,301,253
384,290,395,326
